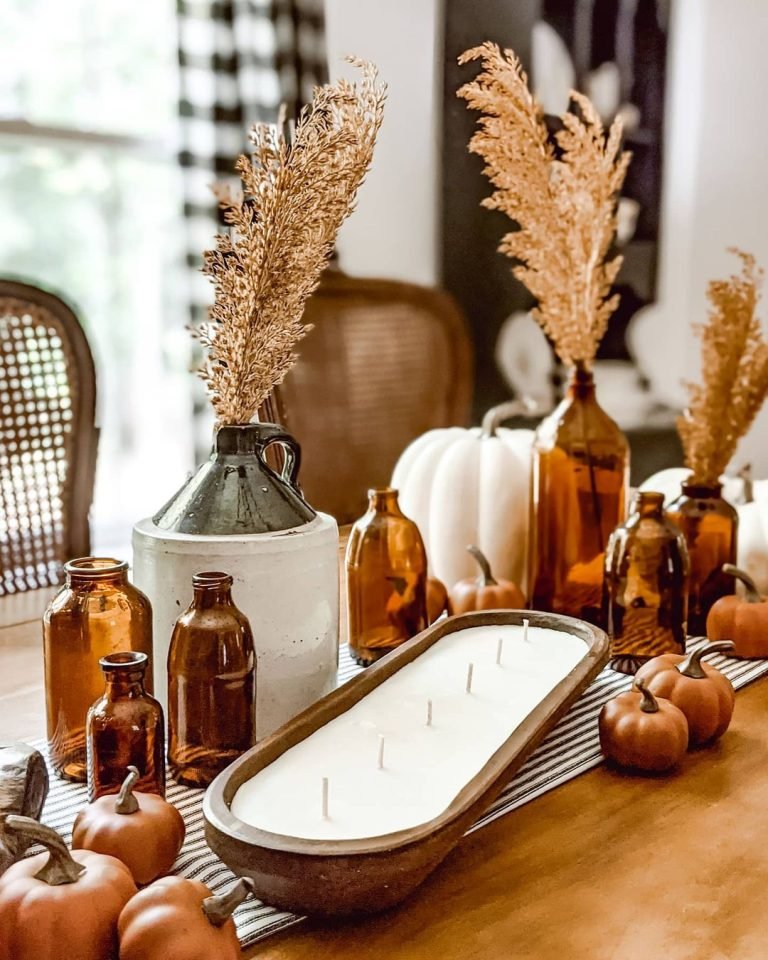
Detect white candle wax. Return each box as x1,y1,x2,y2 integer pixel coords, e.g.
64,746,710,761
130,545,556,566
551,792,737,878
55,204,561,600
231,624,584,840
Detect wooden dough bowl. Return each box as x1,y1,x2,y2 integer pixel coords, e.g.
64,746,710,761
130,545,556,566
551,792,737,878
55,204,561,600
203,610,609,917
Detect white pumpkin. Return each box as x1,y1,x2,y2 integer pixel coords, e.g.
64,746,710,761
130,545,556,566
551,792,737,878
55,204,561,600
638,467,691,506
736,498,768,594
391,402,535,593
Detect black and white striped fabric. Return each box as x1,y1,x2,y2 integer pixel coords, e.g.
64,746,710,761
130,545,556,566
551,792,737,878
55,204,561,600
177,0,327,331
37,639,768,949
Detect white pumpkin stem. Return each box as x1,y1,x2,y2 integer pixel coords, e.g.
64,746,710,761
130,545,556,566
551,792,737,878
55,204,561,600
480,398,538,438
467,545,496,585
722,564,762,602
738,464,754,504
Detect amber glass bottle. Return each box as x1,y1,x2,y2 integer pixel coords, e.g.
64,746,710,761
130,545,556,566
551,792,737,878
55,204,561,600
86,651,165,800
530,363,629,623
346,488,428,667
43,558,153,782
666,482,737,635
168,572,256,787
603,492,690,674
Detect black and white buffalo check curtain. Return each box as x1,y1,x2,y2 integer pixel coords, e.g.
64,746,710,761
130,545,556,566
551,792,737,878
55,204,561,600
177,0,327,331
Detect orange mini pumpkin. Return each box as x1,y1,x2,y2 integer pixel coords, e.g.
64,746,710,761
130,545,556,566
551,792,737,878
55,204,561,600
72,766,185,885
0,815,136,960
426,577,452,624
450,545,525,614
598,678,689,772
635,641,736,747
118,875,254,960
707,564,768,658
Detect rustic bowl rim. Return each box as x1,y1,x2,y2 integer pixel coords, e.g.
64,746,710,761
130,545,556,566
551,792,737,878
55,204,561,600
202,609,608,857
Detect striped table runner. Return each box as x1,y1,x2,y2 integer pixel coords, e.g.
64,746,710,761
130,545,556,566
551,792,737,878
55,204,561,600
35,639,768,949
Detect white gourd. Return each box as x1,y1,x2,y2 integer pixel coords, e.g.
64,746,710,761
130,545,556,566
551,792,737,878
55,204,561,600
737,499,768,594
391,403,534,593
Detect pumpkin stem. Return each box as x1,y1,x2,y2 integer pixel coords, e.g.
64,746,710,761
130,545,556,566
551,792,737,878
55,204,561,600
202,878,256,927
678,641,736,679
467,545,496,586
722,564,762,603
635,678,660,714
3,815,86,886
738,464,754,504
480,398,538,438
114,766,140,815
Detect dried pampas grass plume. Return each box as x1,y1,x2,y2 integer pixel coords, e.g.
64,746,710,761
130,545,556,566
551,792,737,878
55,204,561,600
678,249,768,485
457,43,630,366
194,57,386,424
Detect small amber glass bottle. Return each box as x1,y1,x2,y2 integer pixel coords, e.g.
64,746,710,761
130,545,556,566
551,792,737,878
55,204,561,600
603,492,690,674
86,651,165,800
168,572,256,787
666,481,738,635
43,558,153,782
346,487,428,667
529,362,629,623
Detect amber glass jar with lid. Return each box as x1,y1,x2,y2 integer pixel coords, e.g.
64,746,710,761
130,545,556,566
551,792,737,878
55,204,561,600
603,491,690,674
666,481,737,635
86,651,165,801
43,558,153,782
168,571,256,787
346,487,428,667
529,362,629,623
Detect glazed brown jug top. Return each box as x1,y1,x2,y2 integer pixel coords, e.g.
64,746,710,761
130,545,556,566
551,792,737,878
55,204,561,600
152,423,314,535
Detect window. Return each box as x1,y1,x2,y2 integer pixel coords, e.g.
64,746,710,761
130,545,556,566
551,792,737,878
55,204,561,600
1,0,195,551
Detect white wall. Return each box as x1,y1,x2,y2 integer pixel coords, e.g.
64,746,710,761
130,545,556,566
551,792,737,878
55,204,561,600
643,0,768,472
323,0,442,286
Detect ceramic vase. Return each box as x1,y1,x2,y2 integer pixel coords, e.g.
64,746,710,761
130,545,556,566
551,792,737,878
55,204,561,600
132,423,339,739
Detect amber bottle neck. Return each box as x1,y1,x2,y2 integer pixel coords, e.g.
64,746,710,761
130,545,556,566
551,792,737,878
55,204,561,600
100,652,148,697
633,491,665,519
681,481,723,500
65,557,128,589
367,488,403,516
192,572,234,608
104,673,146,697
565,363,596,401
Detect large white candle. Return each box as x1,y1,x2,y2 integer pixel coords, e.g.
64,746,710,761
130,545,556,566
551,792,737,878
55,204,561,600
231,624,584,840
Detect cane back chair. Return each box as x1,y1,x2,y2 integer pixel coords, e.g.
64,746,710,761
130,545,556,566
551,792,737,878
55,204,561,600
0,280,98,595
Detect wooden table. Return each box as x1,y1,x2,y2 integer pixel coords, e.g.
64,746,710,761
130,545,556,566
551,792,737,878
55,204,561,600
4,586,768,959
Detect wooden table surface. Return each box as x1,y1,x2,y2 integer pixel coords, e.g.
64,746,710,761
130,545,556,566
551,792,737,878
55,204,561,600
3,579,768,959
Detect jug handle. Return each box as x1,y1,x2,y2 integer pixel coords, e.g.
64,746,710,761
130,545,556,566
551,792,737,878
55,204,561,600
255,425,303,495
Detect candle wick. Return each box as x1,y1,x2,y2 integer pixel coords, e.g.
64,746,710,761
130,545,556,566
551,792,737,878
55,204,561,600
321,776,329,820
496,636,503,666
426,698,433,727
466,662,474,694
377,733,385,770
523,618,530,642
